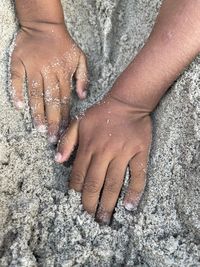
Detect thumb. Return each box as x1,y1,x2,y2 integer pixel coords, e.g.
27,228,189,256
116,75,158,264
124,150,149,211
75,53,89,100
55,119,80,163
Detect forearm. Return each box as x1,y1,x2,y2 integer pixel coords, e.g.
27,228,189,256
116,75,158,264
15,0,65,27
111,0,200,112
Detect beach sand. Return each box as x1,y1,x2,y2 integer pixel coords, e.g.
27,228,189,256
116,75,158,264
0,0,200,266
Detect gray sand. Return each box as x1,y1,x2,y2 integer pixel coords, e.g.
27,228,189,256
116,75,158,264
0,0,200,266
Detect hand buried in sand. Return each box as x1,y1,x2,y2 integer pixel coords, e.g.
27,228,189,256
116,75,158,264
10,24,88,143
55,95,152,224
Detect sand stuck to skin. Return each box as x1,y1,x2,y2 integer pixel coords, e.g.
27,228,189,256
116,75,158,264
0,0,200,266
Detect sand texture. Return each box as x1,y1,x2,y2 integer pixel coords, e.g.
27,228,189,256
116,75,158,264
0,0,200,266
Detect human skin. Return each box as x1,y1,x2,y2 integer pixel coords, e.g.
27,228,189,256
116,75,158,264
11,0,88,143
55,0,200,224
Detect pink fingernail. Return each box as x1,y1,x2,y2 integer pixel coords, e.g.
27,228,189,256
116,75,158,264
124,202,138,211
81,91,87,99
55,153,62,162
15,101,24,110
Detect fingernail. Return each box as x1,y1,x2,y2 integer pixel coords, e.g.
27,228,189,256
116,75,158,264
55,153,62,163
36,125,47,134
124,202,138,211
48,135,58,144
96,212,110,225
81,90,87,99
15,101,24,110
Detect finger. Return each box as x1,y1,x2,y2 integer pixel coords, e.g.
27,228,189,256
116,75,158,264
10,55,25,109
69,147,92,192
82,154,110,215
124,151,149,211
43,74,61,143
55,119,79,163
75,54,89,99
96,158,128,225
28,73,46,133
58,76,71,134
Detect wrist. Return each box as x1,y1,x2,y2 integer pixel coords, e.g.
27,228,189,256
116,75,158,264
15,0,65,29
108,91,152,116
19,21,68,36
18,19,66,30
109,63,159,114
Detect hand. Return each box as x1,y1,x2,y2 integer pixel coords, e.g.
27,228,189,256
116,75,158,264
55,94,152,224
10,23,88,143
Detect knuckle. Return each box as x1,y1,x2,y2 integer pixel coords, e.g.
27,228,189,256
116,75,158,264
83,179,100,194
30,96,44,104
60,96,70,105
44,89,60,105
71,172,84,186
80,144,93,155
31,80,41,89
29,90,44,99
45,97,60,106
104,178,119,194
11,69,22,80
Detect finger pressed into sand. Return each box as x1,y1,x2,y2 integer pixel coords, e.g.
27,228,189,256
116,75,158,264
96,158,128,224
75,54,89,99
55,119,79,163
69,147,92,192
28,72,46,133
82,154,110,215
124,151,149,211
10,56,25,109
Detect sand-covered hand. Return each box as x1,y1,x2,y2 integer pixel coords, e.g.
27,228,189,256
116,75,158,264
55,95,152,224
11,0,88,143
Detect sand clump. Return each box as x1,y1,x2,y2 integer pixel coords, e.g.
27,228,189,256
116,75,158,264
0,0,200,266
